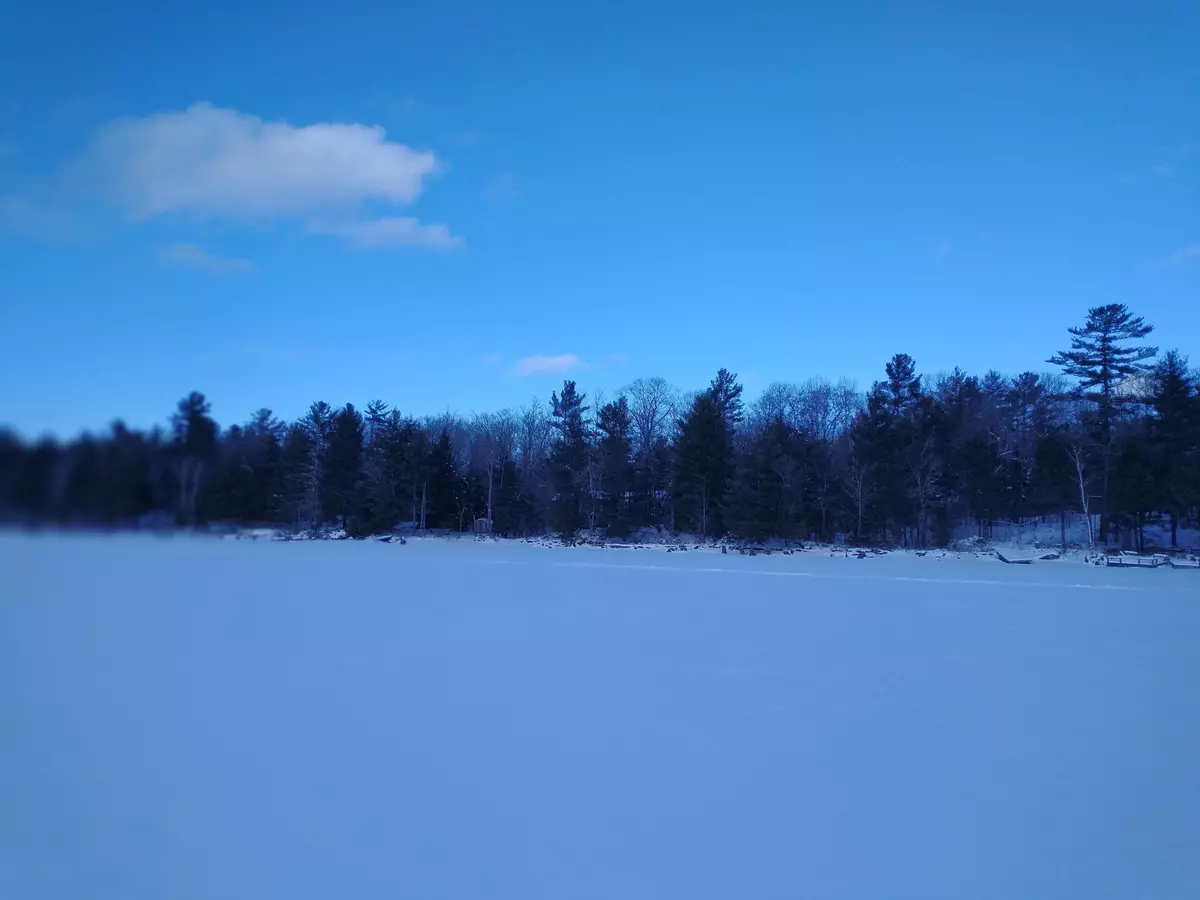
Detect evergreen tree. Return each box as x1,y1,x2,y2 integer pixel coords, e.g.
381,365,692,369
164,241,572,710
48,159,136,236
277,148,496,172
1048,303,1157,543
292,401,334,526
881,353,922,415
709,367,745,426
362,405,427,531
728,417,807,542
279,423,316,527
207,410,285,523
323,403,365,529
1149,351,1198,545
595,396,634,537
673,371,742,537
549,381,590,538
425,430,461,530
1112,422,1157,552
1030,427,1078,546
170,392,218,523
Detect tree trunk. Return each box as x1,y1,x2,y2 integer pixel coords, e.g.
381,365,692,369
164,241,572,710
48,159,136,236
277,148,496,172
1068,446,1093,548
1101,451,1111,547
188,461,203,523
486,463,494,522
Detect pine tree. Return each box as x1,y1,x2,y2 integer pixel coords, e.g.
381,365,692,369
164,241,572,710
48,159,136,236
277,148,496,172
709,368,745,425
596,396,634,537
295,401,334,526
362,405,426,532
323,403,365,530
881,353,921,415
1030,427,1077,546
170,392,218,523
425,430,460,530
280,423,316,527
1112,422,1157,552
246,409,285,523
1149,351,1197,546
728,417,807,542
549,381,591,539
672,370,742,538
1048,303,1157,543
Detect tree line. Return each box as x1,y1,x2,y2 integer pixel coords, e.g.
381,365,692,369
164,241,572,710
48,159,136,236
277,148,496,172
1,304,1196,549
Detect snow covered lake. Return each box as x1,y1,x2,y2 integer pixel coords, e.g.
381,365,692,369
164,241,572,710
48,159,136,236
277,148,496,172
2,533,1199,900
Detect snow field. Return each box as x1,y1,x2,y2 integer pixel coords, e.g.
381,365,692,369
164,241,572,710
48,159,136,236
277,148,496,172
2,533,1198,900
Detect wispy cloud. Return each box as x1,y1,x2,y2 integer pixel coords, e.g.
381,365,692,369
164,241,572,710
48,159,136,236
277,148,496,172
307,216,462,250
163,242,254,274
483,352,502,365
512,353,586,377
934,239,952,262
1170,243,1200,265
63,102,457,250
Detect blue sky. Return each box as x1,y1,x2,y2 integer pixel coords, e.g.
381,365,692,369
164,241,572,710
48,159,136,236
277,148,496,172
1,0,1196,437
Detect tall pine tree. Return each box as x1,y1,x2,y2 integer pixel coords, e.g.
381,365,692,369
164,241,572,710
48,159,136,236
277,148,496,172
1048,303,1157,543
595,396,634,537
549,381,590,538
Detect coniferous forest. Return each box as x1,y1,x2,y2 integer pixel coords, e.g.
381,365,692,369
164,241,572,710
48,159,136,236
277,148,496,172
2,304,1197,549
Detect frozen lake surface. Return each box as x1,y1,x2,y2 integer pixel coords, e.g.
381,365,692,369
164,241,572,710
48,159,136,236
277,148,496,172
2,533,1199,899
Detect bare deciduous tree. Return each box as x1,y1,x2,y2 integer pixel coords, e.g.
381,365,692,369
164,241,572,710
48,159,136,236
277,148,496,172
469,409,518,522
517,397,552,485
624,377,680,458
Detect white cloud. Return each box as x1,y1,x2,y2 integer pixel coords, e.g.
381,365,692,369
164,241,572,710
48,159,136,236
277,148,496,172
307,216,461,250
163,242,254,274
513,354,586,377
1170,243,1200,265
82,103,437,219
70,102,458,250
